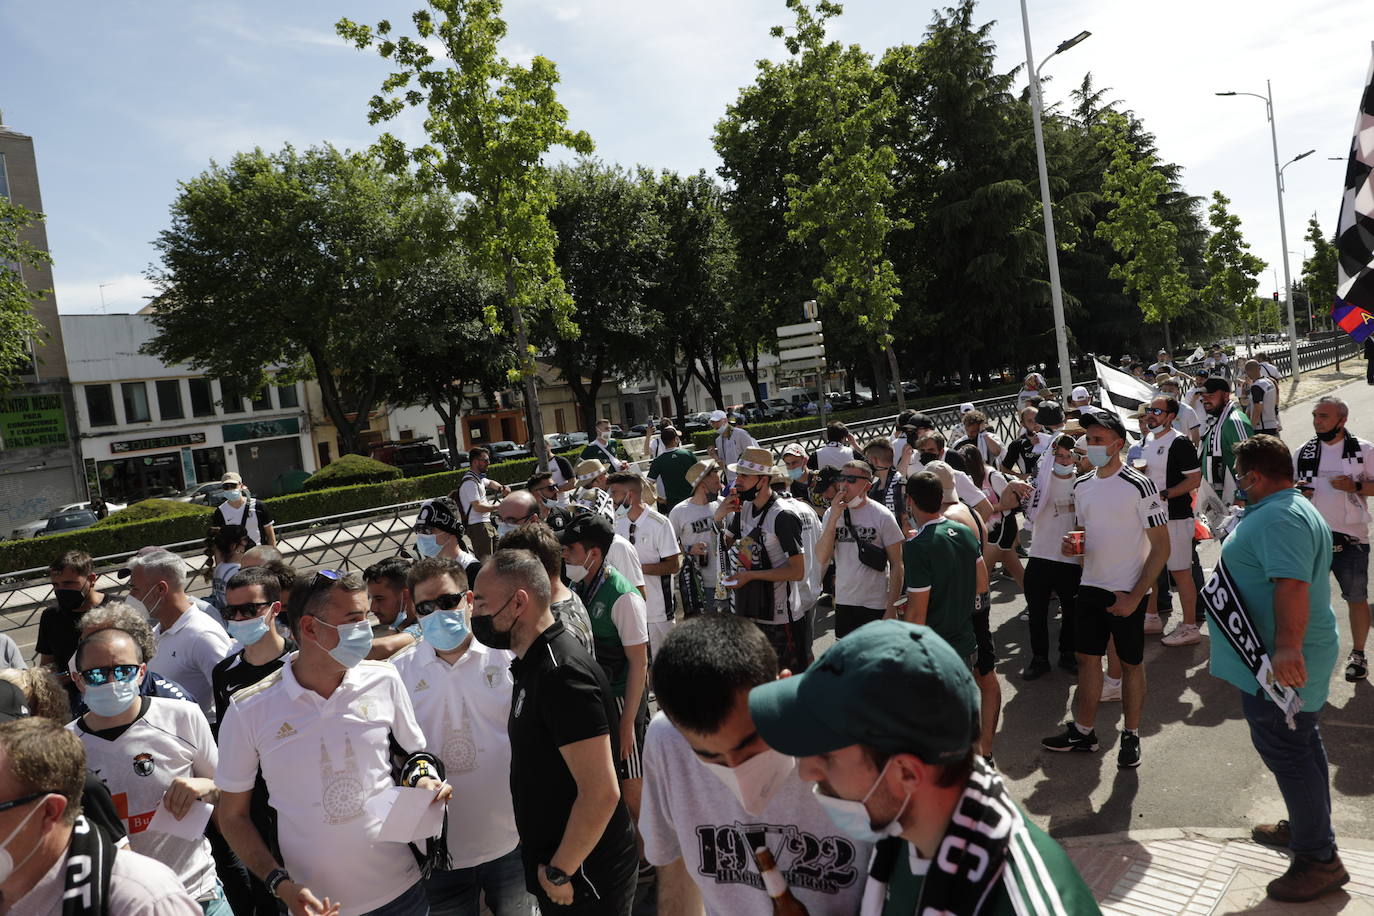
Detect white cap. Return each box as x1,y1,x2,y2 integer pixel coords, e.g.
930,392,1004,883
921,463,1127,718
958,402,975,414
708,409,728,423
1070,386,1090,402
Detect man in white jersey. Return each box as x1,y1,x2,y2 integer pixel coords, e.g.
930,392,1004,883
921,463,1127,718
1245,359,1282,437
609,472,682,657
1139,396,1204,647
669,461,725,613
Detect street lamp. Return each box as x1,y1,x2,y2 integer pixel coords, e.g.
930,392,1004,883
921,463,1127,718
1215,83,1307,377
1019,2,1088,401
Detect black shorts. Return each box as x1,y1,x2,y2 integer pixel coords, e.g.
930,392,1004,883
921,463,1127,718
1074,585,1148,665
835,604,884,639
989,516,1019,550
972,595,996,675
613,695,649,781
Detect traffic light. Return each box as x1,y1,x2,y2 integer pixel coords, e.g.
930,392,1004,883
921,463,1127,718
1273,291,1280,301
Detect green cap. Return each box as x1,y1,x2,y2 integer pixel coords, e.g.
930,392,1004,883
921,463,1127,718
748,620,979,764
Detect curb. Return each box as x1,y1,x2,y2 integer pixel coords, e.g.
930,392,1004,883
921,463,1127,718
1057,825,1374,853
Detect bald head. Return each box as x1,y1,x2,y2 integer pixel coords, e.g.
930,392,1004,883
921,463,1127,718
497,489,541,524
1244,359,1261,380
75,627,142,670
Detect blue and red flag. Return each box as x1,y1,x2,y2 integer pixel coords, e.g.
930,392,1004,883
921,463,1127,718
1333,42,1374,343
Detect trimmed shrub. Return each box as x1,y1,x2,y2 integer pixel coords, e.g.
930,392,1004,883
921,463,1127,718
93,499,209,528
302,454,402,491
0,512,215,578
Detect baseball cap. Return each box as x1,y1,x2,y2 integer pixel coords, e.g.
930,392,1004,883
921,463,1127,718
749,620,979,762
1202,377,1232,394
924,460,958,503
1034,401,1064,428
415,498,464,537
708,409,728,423
909,413,934,431
958,402,975,415
558,512,614,551
781,442,807,460
0,681,30,723
1070,386,1090,403
220,472,243,485
1078,410,1129,440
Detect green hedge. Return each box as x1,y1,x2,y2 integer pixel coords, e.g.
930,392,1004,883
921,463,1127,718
93,499,208,528
303,454,403,491
0,512,215,578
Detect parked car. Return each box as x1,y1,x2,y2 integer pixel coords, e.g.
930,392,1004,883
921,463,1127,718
369,438,449,477
682,413,712,434
38,510,100,537
9,501,124,540
489,440,532,462
439,448,470,470
176,482,231,506
563,431,590,449
544,432,571,452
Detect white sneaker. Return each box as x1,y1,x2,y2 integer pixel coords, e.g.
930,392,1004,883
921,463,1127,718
1161,623,1203,647
1143,613,1164,635
1101,679,1122,702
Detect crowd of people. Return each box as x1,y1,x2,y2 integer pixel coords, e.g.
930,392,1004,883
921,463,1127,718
9,350,1364,914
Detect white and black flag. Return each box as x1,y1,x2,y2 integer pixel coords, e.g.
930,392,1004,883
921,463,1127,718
1092,358,1154,440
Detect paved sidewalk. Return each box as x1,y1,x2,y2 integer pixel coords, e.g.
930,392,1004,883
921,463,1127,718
1064,830,1374,914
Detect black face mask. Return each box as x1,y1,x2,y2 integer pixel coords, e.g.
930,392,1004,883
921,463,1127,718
919,452,937,466
470,594,516,650
1316,426,1343,443
736,483,761,502
55,587,86,613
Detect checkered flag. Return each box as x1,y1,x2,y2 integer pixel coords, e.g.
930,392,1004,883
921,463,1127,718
1333,42,1374,342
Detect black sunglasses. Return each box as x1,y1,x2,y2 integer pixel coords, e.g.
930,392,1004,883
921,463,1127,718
414,593,467,617
223,601,272,621
0,792,55,815
1144,407,1168,416
78,664,141,686
838,474,871,484
310,569,342,591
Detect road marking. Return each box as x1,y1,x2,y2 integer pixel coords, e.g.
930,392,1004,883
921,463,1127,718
1324,718,1374,730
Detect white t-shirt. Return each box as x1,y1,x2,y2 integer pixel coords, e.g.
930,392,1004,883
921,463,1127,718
1296,438,1374,541
715,427,759,481
1249,377,1281,430
607,534,646,590
784,496,824,609
391,639,520,869
616,508,680,623
69,698,219,900
952,431,1003,464
153,608,232,721
11,845,202,916
1028,469,1079,563
1073,466,1167,593
1172,402,1202,437
458,474,491,524
669,500,722,589
216,657,430,916
814,444,856,470
640,713,871,916
822,498,903,609
953,470,989,513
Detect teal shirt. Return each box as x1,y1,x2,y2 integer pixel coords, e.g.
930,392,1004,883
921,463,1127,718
1212,487,1341,709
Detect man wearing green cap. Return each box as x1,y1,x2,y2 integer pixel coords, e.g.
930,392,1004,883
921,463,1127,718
749,620,1100,915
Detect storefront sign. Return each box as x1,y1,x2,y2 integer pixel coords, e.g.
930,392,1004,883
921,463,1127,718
0,394,68,450
222,417,301,442
110,432,207,454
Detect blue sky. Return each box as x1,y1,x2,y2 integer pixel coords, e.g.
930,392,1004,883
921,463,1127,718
2,0,1366,318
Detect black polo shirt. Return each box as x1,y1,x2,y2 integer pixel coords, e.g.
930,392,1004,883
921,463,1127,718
508,620,636,908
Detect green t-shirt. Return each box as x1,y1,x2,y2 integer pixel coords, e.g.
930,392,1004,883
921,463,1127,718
902,519,979,658
1212,486,1340,708
584,566,640,697
882,821,1101,915
648,447,698,509
1202,403,1253,488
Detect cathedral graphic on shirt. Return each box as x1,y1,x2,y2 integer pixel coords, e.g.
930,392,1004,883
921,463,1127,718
441,700,478,773
319,736,365,824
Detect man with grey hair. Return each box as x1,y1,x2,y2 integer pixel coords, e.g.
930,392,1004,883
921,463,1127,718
473,550,637,914
1245,359,1282,437
217,570,450,915
1296,395,1373,682
126,549,230,721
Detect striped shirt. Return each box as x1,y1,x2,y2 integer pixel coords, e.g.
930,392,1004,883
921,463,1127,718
1073,465,1166,593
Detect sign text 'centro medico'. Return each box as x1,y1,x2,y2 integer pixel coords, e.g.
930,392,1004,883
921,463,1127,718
0,394,68,450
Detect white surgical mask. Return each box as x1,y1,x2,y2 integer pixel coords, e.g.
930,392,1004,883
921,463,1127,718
565,563,589,583
699,749,795,815
1052,462,1076,477
812,759,911,843
124,587,163,620
0,799,48,884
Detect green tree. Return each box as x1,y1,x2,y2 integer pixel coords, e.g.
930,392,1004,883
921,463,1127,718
0,197,51,389
338,0,594,467
1095,112,1192,352
540,160,663,429
1200,191,1266,351
144,145,449,456
1301,214,1339,320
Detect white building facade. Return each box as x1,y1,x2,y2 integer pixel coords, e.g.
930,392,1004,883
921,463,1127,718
61,315,314,502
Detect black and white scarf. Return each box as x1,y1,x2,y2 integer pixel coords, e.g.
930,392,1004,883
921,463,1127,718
1201,559,1304,729
61,815,116,916
1295,433,1366,488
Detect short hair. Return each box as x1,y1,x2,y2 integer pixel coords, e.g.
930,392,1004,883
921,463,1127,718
563,518,614,556
910,413,934,431
606,471,644,492
862,437,894,461
896,409,917,429
497,522,562,579
825,422,849,444
595,418,612,428
1051,433,1077,452
0,719,85,825
481,549,551,608
363,556,412,590
957,444,986,486
841,460,873,478
906,472,944,514
126,549,188,591
1316,395,1350,419
49,550,93,579
0,668,70,723
962,410,987,426
526,471,554,491
242,544,284,566
469,445,490,460
75,627,143,670
661,426,680,445
1019,406,1038,422
213,524,251,557
79,601,156,664
298,570,366,632
860,744,975,789
1233,434,1293,481
651,616,777,734
226,566,283,604
917,432,946,450
406,556,468,594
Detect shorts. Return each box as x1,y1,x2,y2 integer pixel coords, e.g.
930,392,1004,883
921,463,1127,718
1332,541,1370,603
613,695,649,781
1074,585,1148,666
835,604,884,639
989,517,1019,551
1166,518,1195,572
971,594,996,675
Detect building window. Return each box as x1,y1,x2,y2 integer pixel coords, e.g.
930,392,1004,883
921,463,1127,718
121,382,151,423
219,378,245,414
188,378,215,417
85,385,116,427
554,408,565,433
276,381,299,408
156,380,184,420
251,387,273,411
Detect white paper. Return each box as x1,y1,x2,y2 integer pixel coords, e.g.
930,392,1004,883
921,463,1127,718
147,800,213,840
364,786,447,844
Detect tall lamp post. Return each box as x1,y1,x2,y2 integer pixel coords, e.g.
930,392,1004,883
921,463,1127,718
1216,83,1309,378
1020,1,1088,400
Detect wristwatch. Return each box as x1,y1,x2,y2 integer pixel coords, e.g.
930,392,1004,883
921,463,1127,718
543,865,571,886
266,868,291,898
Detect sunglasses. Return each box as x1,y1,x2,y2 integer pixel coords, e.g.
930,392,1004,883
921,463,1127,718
0,792,54,815
79,664,141,686
415,593,467,617
1144,407,1168,416
223,600,272,621
838,474,871,484
310,569,342,591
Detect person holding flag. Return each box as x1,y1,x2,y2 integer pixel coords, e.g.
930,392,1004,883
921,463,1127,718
1205,435,1345,903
